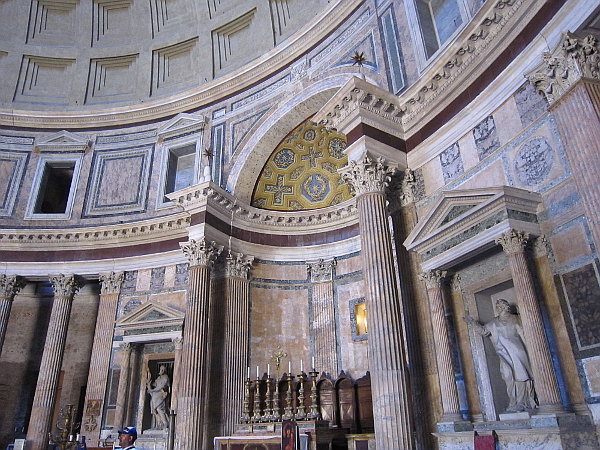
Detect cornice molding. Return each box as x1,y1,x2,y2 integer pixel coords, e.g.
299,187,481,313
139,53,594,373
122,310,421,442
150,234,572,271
0,0,364,129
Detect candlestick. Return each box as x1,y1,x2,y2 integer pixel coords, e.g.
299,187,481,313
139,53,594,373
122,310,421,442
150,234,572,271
257,365,259,379
311,356,315,371
267,364,270,377
288,361,291,374
247,366,250,380
300,359,303,373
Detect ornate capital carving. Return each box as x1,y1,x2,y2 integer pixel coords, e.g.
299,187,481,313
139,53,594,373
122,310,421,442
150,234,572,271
225,252,254,279
450,273,462,293
307,259,336,283
99,271,124,295
419,270,447,289
340,155,396,195
0,274,25,300
180,238,224,267
495,229,529,254
119,342,133,354
50,274,83,298
172,336,184,350
527,33,600,104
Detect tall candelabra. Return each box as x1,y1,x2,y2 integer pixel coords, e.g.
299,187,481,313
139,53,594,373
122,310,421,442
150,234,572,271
251,377,263,422
48,404,80,450
307,370,321,420
272,377,281,422
241,379,252,423
295,373,307,420
282,374,295,420
263,377,274,422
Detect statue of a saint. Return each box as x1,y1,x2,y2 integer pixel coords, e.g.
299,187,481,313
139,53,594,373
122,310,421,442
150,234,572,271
464,299,537,413
146,365,170,429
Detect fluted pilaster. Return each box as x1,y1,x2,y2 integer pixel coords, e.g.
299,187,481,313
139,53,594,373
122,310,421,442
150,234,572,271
341,155,415,450
176,238,222,450
307,259,338,376
0,274,25,355
26,274,82,450
171,336,184,412
113,342,134,430
221,252,253,435
81,272,123,445
419,270,462,422
495,231,563,412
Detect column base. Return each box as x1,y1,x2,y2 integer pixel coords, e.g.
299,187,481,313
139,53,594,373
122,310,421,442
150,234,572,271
436,419,473,433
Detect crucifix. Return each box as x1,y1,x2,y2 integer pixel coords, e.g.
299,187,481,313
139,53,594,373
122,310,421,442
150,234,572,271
270,346,288,380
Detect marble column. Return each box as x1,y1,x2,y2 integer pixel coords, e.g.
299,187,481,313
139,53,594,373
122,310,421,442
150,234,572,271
221,252,253,436
495,230,563,412
26,274,82,450
171,336,184,412
81,271,123,445
175,238,223,450
125,344,141,427
419,270,463,424
341,155,415,450
528,34,600,253
0,274,25,355
113,342,134,430
307,259,338,377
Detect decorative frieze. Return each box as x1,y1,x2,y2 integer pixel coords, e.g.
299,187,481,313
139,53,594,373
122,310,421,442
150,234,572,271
528,34,600,105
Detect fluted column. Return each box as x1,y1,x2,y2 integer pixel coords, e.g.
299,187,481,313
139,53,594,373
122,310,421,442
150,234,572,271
221,252,253,435
82,272,124,445
495,230,563,412
26,274,82,450
126,344,141,426
175,238,223,450
307,259,338,376
419,270,463,422
113,342,133,430
171,336,184,412
528,34,600,252
0,274,25,355
341,156,415,450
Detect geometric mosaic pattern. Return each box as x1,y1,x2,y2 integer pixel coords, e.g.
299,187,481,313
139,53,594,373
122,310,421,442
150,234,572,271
251,120,352,211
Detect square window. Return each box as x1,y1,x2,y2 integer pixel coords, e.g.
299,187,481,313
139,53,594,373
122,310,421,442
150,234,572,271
34,162,75,214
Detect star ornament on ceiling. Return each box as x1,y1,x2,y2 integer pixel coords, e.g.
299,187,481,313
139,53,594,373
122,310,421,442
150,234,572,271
203,147,214,160
351,51,367,67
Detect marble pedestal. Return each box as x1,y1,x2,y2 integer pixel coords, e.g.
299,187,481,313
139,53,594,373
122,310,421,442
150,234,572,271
434,413,599,450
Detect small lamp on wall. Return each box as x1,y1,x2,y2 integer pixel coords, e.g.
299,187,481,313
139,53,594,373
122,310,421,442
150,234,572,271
355,302,368,336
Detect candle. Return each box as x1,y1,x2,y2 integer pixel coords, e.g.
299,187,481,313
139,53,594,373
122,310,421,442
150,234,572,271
288,361,291,374
247,366,250,379
257,365,259,379
300,359,303,372
312,356,315,370
267,364,270,377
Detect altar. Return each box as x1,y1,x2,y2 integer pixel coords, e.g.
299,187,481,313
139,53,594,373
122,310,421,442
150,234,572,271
214,433,309,450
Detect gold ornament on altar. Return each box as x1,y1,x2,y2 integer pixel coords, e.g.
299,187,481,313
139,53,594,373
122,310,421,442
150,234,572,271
48,404,81,450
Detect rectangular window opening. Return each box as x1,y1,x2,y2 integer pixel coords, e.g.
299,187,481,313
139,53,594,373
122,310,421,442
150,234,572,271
34,162,75,214
164,143,196,201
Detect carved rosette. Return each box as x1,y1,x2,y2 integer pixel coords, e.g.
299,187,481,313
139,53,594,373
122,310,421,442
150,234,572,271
419,270,447,289
49,274,82,298
0,274,25,301
495,230,528,254
527,34,600,104
307,259,336,283
340,155,396,195
180,238,224,267
225,252,254,279
99,272,124,295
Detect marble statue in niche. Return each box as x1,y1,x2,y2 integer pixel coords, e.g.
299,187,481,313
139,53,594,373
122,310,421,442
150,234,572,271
464,299,537,413
146,365,170,429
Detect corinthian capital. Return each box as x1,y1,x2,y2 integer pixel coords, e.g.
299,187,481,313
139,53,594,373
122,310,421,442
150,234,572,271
340,155,396,195
307,259,336,283
418,270,447,289
527,33,600,104
495,230,529,254
50,274,83,298
225,252,254,279
0,275,25,300
180,238,224,267
99,272,124,295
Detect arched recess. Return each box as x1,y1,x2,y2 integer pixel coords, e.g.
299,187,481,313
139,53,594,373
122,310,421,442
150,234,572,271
227,74,357,202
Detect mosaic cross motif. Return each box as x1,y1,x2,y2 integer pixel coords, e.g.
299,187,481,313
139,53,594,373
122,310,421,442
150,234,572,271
301,145,323,168
264,174,293,205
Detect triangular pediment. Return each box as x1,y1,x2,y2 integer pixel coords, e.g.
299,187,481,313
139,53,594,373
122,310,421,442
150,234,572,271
404,186,542,271
116,300,184,332
158,113,206,140
36,131,89,152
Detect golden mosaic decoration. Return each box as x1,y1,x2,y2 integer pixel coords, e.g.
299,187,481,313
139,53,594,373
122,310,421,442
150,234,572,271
251,120,352,211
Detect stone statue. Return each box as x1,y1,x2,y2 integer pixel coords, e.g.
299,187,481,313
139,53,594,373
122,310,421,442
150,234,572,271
464,299,537,413
146,365,170,429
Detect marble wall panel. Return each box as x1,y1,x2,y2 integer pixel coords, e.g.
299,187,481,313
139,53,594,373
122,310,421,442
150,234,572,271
335,254,362,277
231,109,269,156
514,82,549,129
84,145,153,216
121,270,138,293
440,142,464,184
150,267,166,289
549,222,593,267
493,95,523,148
174,263,189,286
149,290,186,312
473,115,500,161
457,128,479,172
583,356,600,397
0,150,28,216
561,261,600,350
252,260,308,281
136,268,153,292
163,265,176,288
456,159,507,190
421,156,444,197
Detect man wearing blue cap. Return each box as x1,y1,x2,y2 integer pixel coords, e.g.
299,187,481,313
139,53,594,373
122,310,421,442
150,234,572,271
117,427,138,450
